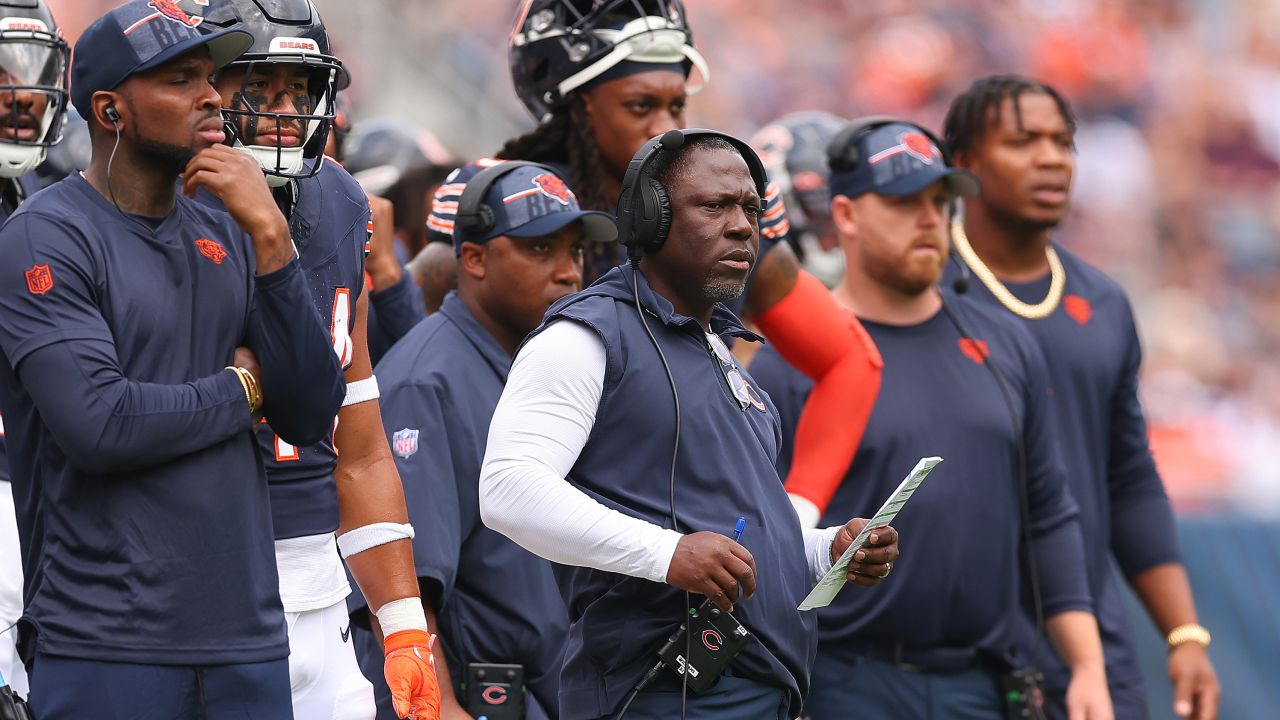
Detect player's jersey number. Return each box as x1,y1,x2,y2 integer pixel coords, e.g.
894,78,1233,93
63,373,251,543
273,287,351,462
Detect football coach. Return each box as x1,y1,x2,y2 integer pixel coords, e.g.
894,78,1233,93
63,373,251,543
480,129,901,720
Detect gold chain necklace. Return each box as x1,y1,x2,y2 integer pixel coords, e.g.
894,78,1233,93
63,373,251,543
950,220,1066,320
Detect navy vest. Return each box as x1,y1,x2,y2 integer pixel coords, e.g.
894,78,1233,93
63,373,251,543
537,264,815,719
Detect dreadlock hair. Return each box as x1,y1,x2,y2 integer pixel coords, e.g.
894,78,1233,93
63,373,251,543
496,95,616,279
943,75,1078,159
495,95,612,212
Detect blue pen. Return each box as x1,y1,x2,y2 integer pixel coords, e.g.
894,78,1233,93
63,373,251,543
731,516,746,542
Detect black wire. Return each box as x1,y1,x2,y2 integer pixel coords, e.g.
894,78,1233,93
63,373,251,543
196,666,208,720
937,290,1048,720
102,123,159,236
622,260,691,720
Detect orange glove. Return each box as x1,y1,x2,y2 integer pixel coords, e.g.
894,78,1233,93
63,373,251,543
383,629,442,719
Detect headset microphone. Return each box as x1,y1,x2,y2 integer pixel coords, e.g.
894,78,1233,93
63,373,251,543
658,129,685,150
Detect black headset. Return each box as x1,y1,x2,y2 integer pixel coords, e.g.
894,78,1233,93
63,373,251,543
826,115,954,172
616,128,769,259
453,160,561,244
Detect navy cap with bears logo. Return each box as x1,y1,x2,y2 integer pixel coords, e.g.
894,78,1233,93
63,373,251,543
829,121,980,200
70,0,252,118
428,160,618,254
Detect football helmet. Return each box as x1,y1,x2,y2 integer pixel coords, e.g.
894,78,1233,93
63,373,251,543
509,0,709,121
0,0,68,179
341,120,453,197
202,0,347,186
751,111,846,286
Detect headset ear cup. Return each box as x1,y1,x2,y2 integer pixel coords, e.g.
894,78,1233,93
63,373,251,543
477,206,496,234
639,177,672,253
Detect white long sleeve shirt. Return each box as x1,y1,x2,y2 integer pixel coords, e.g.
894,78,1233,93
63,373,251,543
479,318,840,586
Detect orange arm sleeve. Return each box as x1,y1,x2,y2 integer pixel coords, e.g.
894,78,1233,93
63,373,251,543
753,270,883,520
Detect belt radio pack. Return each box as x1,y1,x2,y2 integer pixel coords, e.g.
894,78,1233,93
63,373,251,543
1000,657,1046,719
654,598,751,694
464,663,525,720
0,685,33,720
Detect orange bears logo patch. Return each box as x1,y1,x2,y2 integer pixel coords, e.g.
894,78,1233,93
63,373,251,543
195,238,228,265
1063,295,1092,326
533,173,573,205
24,264,52,295
958,338,990,365
150,0,204,28
901,132,937,164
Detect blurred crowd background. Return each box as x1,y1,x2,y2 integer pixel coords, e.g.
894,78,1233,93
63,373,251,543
49,0,1280,514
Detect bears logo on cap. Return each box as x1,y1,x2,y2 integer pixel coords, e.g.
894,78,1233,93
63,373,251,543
150,0,205,28
870,132,938,166
533,174,573,205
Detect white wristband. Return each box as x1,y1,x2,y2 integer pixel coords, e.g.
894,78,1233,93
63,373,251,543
343,375,380,408
375,597,430,636
336,522,414,558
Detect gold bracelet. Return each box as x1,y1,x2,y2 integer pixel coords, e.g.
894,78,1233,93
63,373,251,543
241,367,261,410
1166,623,1211,649
226,366,255,412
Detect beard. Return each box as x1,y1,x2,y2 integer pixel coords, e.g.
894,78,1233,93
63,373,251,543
702,271,748,301
861,244,943,297
131,129,197,175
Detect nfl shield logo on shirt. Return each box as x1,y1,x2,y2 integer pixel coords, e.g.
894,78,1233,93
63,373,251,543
392,428,419,459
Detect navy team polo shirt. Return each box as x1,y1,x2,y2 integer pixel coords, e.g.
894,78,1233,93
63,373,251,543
0,173,289,665
944,247,1178,693
196,158,369,540
749,295,1091,665
533,263,814,720
350,291,568,720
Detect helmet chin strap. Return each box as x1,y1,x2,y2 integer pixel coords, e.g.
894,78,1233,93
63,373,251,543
231,139,303,188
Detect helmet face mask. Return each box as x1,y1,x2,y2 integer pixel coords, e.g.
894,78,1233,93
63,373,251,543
509,0,707,121
202,0,345,186
218,56,339,186
0,5,69,179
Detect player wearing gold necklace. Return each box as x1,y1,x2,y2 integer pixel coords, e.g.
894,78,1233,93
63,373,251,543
949,219,1064,320
943,75,1220,720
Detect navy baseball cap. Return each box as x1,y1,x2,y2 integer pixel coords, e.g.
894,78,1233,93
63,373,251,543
429,161,617,254
828,121,980,200
71,0,253,118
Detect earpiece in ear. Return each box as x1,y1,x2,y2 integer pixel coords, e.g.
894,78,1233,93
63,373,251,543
105,106,121,125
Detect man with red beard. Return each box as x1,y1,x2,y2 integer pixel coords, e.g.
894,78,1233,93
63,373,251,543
748,118,1112,719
